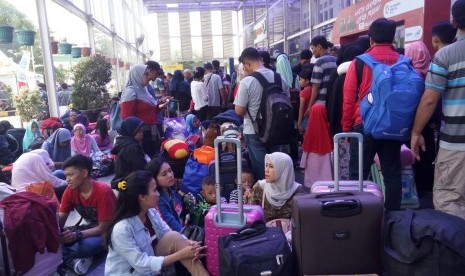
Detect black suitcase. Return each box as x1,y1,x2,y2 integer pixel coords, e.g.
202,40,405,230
292,132,384,275
218,221,293,276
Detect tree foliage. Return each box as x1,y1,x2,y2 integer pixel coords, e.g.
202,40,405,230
71,55,111,110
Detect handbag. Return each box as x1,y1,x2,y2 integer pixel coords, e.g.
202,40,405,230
180,224,205,245
181,155,209,196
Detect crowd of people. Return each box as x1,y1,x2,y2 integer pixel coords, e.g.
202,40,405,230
0,1,464,274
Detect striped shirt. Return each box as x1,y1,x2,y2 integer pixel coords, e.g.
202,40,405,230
426,33,465,151
311,54,337,104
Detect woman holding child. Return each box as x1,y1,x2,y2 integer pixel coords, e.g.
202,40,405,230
105,171,208,275
248,152,304,221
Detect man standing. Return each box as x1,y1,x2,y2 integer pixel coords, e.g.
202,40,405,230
57,83,72,107
292,49,313,76
411,0,465,219
183,69,193,84
204,62,226,119
309,36,337,107
145,61,167,151
59,155,116,274
234,47,290,180
342,18,402,211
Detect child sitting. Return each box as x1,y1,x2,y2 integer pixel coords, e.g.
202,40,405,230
182,175,226,227
229,168,255,204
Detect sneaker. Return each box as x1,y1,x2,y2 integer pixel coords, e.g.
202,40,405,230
68,257,93,275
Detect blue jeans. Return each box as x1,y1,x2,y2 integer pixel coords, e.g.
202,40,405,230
245,134,282,180
63,236,105,260
349,125,402,211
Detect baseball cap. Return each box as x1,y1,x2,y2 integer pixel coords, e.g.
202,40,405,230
204,62,213,70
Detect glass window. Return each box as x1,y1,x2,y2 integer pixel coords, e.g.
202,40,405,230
191,37,203,60
324,11,328,21
212,36,223,58
211,11,222,36
168,12,180,36
190,12,201,36
170,37,182,60
238,10,243,34
329,8,333,18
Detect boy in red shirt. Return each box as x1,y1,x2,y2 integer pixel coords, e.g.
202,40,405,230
297,68,314,134
59,155,116,274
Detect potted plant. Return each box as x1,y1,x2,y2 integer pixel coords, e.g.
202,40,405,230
71,55,111,122
15,29,35,46
71,46,81,58
13,87,47,123
50,36,58,54
0,14,13,44
81,46,91,57
58,38,72,54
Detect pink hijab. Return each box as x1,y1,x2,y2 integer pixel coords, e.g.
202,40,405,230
71,123,91,156
405,41,432,79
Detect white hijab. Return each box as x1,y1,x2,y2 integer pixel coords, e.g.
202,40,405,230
258,152,301,208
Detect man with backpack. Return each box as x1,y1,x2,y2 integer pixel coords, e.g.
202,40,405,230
234,47,293,180
342,18,413,211
411,0,465,220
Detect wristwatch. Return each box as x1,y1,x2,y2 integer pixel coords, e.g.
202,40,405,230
75,230,84,241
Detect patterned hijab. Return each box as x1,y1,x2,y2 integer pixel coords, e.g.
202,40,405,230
258,152,301,208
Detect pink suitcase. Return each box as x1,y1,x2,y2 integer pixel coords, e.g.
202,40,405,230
204,137,264,276
311,132,384,199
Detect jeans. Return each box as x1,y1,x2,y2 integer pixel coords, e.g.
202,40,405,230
245,134,282,180
63,236,105,260
349,125,402,211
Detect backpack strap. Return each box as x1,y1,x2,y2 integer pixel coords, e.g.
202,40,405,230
355,58,364,89
356,53,379,70
246,72,279,126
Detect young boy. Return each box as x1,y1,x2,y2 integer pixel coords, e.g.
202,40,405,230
297,68,314,134
182,175,227,227
229,168,255,204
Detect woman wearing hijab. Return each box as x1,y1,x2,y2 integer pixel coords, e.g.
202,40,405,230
186,114,201,136
170,70,192,113
275,54,300,90
120,64,161,159
75,114,90,133
11,149,67,192
71,123,101,157
23,120,41,151
301,104,333,187
405,41,435,196
248,152,304,221
41,128,71,168
405,41,431,79
111,116,149,188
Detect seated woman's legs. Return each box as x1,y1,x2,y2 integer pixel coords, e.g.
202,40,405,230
155,231,208,276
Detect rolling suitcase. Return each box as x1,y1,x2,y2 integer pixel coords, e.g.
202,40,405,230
311,132,383,199
204,137,264,276
292,132,384,275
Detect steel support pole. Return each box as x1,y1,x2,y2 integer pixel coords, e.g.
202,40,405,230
36,0,58,118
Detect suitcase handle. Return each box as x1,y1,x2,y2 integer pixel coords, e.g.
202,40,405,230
314,192,356,199
333,133,363,192
320,199,362,217
214,137,243,226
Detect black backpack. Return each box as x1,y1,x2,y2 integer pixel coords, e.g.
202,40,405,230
247,72,294,145
289,73,300,121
